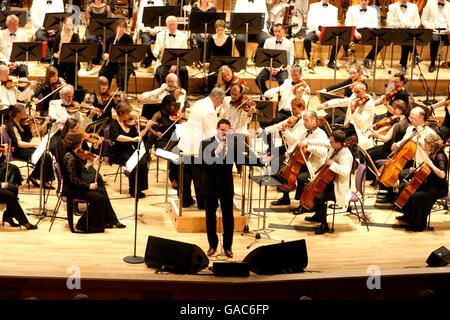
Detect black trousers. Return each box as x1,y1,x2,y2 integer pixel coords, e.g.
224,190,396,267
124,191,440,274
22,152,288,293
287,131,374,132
204,192,234,251
12,148,54,182
256,68,288,95
312,182,336,224
294,168,311,200
1,183,29,225
182,163,204,209
10,64,28,78
429,34,449,67
110,152,149,194
84,29,103,64
0,159,23,186
139,31,157,65
53,59,78,86
35,29,54,62
99,62,135,92
304,31,338,62
155,65,188,91
400,45,419,68
235,32,269,58
438,124,450,142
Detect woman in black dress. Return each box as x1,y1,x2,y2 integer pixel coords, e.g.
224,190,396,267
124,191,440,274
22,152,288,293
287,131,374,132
7,104,55,189
61,132,125,232
190,0,216,55
398,133,449,231
52,16,81,86
1,179,37,230
0,125,22,187
109,102,152,198
32,66,67,117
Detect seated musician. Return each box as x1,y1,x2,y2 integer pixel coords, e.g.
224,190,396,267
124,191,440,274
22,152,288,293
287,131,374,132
291,111,330,215
256,24,294,95
61,131,125,232
233,0,269,58
215,65,247,97
303,130,353,234
344,0,381,69
421,0,450,73
0,15,28,78
31,0,65,62
264,64,310,124
138,73,186,110
0,65,37,108
257,97,306,206
152,16,189,91
109,102,152,198
304,0,339,69
83,0,114,71
0,124,22,186
136,0,164,68
387,0,421,74
318,83,375,150
397,133,448,231
32,66,66,116
374,72,410,121
7,104,55,189
190,0,217,58
437,84,450,141
52,16,81,86
99,19,134,92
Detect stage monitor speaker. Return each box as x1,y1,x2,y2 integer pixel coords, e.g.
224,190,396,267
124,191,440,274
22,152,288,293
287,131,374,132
426,246,450,267
144,236,209,274
243,240,308,275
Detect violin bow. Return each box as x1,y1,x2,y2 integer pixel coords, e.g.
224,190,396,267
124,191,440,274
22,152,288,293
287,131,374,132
102,87,120,115
4,141,11,184
160,111,186,141
225,97,253,120
95,143,103,184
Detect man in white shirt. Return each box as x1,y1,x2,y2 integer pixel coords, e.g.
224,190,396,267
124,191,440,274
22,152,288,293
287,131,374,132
233,0,270,58
137,0,164,67
387,0,421,73
256,24,294,95
421,0,450,72
31,0,65,62
0,15,28,78
0,65,36,109
304,0,339,69
344,0,381,68
153,16,189,91
138,73,186,109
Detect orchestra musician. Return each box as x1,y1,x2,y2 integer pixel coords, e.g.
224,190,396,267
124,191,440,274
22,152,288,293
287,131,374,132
84,76,122,125
256,23,294,95
304,0,339,69
0,65,37,108
0,124,22,186
136,0,164,68
215,65,247,97
437,84,450,141
84,0,114,71
7,104,55,189
190,0,217,58
257,97,307,206
32,66,66,116
177,87,225,208
233,0,269,58
421,0,450,73
138,73,186,110
52,16,81,86
318,83,375,150
109,102,152,198
31,0,65,63
152,16,189,91
303,130,353,235
387,0,422,74
99,19,134,92
374,72,410,121
396,133,448,232
0,15,28,78
60,131,126,232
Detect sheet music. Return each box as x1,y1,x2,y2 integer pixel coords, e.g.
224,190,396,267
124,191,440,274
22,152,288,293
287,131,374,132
155,148,180,164
125,141,146,173
31,134,49,165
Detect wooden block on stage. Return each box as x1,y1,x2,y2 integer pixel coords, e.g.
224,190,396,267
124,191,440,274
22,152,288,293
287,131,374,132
168,198,246,233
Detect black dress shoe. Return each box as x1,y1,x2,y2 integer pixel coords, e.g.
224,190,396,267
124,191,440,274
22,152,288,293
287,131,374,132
327,61,337,69
401,66,407,74
314,223,330,235
415,54,422,63
23,223,38,230
363,59,372,69
293,206,304,215
224,249,233,258
305,215,321,223
271,196,290,206
428,65,435,73
2,214,20,227
207,248,216,256
28,177,40,187
395,215,408,222
182,198,195,208
115,222,126,228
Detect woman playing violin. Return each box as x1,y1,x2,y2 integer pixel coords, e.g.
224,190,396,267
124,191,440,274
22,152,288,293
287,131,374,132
84,76,122,125
61,131,125,232
374,72,410,121
322,64,367,98
397,133,448,232
215,65,246,96
7,104,55,189
0,124,22,186
109,102,151,198
32,66,66,116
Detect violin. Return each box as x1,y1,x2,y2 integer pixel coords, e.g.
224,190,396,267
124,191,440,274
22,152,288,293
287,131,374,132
282,114,302,131
349,77,363,91
299,136,357,210
372,115,401,131
20,115,47,126
124,115,153,128
4,76,32,88
76,149,98,162
100,90,124,104
66,102,97,114
169,109,187,123
383,86,404,103
51,79,65,91
351,95,370,113
291,80,308,94
232,96,256,113
225,76,246,94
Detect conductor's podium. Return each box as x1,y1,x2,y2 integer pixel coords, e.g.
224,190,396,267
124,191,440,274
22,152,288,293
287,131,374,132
168,198,246,233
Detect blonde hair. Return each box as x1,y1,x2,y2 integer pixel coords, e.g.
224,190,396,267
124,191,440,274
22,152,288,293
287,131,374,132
116,102,132,115
291,97,306,110
424,133,443,153
216,65,233,91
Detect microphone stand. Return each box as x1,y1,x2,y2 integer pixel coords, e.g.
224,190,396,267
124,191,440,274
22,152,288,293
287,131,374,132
416,58,435,106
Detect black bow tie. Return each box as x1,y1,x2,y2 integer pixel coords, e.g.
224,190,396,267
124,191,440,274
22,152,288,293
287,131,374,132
276,40,282,44
322,3,328,7
360,8,367,12
292,81,298,85
169,33,176,37
438,2,445,6
10,33,16,36
400,4,407,9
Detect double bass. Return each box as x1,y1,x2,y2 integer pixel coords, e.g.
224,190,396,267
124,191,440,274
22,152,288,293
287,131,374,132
299,136,357,210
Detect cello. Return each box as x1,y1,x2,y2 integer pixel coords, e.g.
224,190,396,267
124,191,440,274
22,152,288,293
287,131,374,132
299,136,357,210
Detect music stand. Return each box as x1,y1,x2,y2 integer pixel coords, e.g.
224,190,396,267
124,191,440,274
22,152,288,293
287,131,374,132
85,118,109,135
43,12,68,32
59,43,98,90
189,12,226,76
161,48,200,82
143,6,179,29
10,42,42,71
109,44,146,94
254,48,288,91
0,11,27,28
209,56,248,74
230,13,264,75
88,18,119,57
318,26,356,83
359,28,394,95
396,28,432,96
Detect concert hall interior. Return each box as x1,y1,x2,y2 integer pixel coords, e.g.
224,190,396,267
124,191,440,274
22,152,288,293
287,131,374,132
1,0,450,301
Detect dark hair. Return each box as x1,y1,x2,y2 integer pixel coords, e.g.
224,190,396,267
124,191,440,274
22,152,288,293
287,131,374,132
44,66,58,85
393,72,407,84
231,82,243,94
9,103,25,120
162,94,176,107
61,118,79,139
274,23,283,29
217,118,231,128
63,132,83,150
331,130,346,144
392,99,408,115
